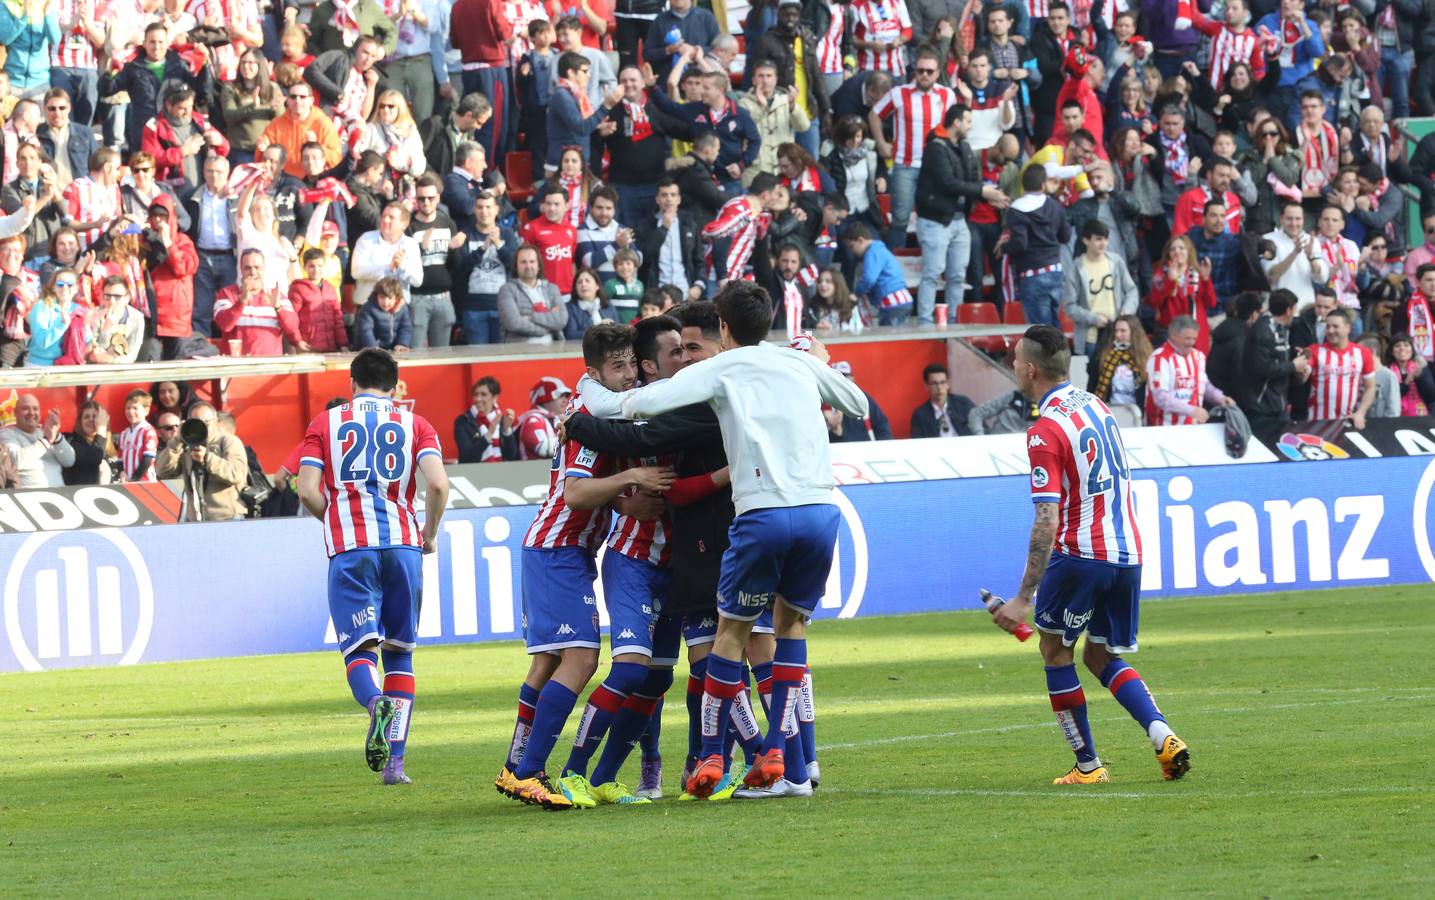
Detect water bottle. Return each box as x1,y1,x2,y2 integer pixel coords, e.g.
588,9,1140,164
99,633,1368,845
979,588,1034,642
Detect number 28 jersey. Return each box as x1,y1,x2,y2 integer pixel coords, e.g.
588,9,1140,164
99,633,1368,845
301,394,443,557
1026,382,1142,567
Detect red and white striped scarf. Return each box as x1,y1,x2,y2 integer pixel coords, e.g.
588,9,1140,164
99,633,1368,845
1409,296,1434,361
335,68,369,126
469,405,506,462
1299,120,1338,190
783,279,805,338
623,95,652,141
1165,266,1202,316
560,173,586,227
331,0,361,47
1161,131,1189,186
1318,234,1357,303
298,177,358,208
786,165,822,194
227,162,269,195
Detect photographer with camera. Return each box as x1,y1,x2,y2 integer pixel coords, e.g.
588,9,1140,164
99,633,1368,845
156,401,249,522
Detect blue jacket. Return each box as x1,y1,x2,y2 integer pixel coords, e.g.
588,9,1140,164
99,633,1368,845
853,240,908,307
561,298,618,340
355,299,414,350
1255,13,1325,87
25,299,73,367
644,7,721,80
0,10,58,90
650,93,761,176
546,87,610,170
37,123,98,183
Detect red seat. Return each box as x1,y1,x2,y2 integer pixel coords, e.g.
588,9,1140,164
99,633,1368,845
956,301,1007,354
1002,304,1026,326
505,152,535,205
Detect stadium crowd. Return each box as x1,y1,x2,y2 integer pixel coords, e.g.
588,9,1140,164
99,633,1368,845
2,0,1435,486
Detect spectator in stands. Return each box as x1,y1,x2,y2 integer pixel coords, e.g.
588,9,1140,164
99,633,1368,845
150,382,192,425
450,0,514,161
37,88,96,192
406,172,462,349
121,151,191,234
1186,199,1243,314
256,143,305,243
455,375,518,462
379,0,443,122
142,85,230,196
741,61,811,180
516,19,560,170
1360,334,1401,418
1263,201,1330,310
563,267,618,339
289,248,348,352
146,196,200,360
1146,234,1216,351
214,248,304,355
546,51,622,174
157,400,250,522
63,400,116,486
23,270,80,368
1404,212,1435,293
498,243,568,342
604,66,687,227
1302,306,1376,428
1145,105,1212,233
260,82,343,180
442,142,489,234
456,190,521,345
353,90,428,192
869,46,956,249
1086,314,1150,426
844,221,911,326
750,0,828,157
1005,165,1071,327
658,53,760,194
355,276,414,351
308,0,397,55
644,0,721,83
305,31,387,136
236,177,300,295
1389,334,1435,417
419,92,488,177
62,147,122,253
1145,315,1234,426
88,276,145,364
522,184,580,297
185,155,237,339
115,389,158,483
105,23,214,155
669,132,728,225
910,363,975,438
554,15,618,111
0,394,75,487
967,388,1040,435
514,376,572,458
352,201,424,308
1392,264,1435,362
220,49,285,166
3,144,64,261
1208,290,1263,396
1238,289,1308,443
1065,219,1139,357
577,187,637,284
637,177,705,303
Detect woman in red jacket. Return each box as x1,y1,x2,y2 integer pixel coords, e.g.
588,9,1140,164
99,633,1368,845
1144,234,1214,352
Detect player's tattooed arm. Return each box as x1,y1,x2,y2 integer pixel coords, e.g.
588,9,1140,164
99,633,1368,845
1014,501,1059,605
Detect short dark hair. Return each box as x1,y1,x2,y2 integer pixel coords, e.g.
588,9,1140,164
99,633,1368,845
1061,98,1083,113
301,247,325,265
558,51,589,79
472,375,500,395
843,221,873,243
714,280,774,346
1417,263,1435,281
539,182,568,202
1080,218,1109,240
943,104,970,129
582,321,636,368
1069,128,1096,147
355,149,386,176
1020,325,1070,380
776,242,803,259
633,314,682,369
351,347,399,391
823,190,849,212
590,185,618,207
675,299,720,339
1203,198,1227,215
1232,291,1264,320
656,175,679,192
1049,0,1070,13
1269,289,1297,317
749,172,782,196
922,363,948,382
416,172,442,192
1356,161,1383,184
1325,306,1354,325
1021,164,1048,193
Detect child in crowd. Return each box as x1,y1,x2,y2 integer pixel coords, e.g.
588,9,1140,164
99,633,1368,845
603,249,645,323
290,248,348,352
117,389,158,483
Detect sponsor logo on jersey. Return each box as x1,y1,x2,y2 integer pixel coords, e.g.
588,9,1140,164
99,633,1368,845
1032,466,1049,488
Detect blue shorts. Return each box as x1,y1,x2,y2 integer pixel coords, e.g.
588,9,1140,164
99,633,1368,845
327,547,423,657
682,613,719,647
521,547,600,654
716,504,839,621
753,607,774,635
1034,554,1142,653
601,550,670,659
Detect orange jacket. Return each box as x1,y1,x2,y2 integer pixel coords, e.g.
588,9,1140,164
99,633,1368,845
261,110,343,178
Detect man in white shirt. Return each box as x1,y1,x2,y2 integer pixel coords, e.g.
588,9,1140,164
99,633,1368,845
1262,201,1329,309
189,155,237,337
0,395,75,488
611,281,867,799
351,202,425,308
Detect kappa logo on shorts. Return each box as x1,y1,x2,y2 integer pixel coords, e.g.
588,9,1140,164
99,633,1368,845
337,632,350,643
699,617,716,629
617,628,637,640
1038,610,1057,625
556,623,577,635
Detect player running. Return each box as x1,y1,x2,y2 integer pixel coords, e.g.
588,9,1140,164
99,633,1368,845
496,323,674,811
614,281,868,798
992,325,1190,784
296,349,450,785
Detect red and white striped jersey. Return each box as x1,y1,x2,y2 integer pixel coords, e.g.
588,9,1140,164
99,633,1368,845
62,177,122,250
515,408,559,460
1027,0,1051,18
1307,342,1374,420
702,196,770,283
52,0,100,69
1203,24,1264,89
1144,343,1209,426
871,83,957,167
524,403,615,553
816,0,846,75
186,0,260,81
505,0,547,55
117,421,157,483
850,0,912,75
300,395,443,557
1027,382,1142,566
607,454,674,567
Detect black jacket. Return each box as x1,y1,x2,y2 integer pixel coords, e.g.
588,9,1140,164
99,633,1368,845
604,99,691,187
636,211,706,292
304,48,359,112
750,24,831,119
668,154,728,225
1029,26,1073,111
909,395,976,438
564,404,729,613
0,180,68,260
105,52,214,153
1207,315,1249,396
916,133,983,224
453,411,519,463
1241,313,1297,418
418,114,476,180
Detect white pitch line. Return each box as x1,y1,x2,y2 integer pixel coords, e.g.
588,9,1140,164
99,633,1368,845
816,692,1435,752
822,785,1430,801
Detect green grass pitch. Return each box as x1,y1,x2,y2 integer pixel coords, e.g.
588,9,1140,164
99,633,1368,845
5,586,1433,896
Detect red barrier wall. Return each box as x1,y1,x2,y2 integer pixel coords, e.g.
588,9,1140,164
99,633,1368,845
16,338,950,468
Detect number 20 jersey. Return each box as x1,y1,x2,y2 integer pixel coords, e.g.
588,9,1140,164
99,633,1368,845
301,394,443,557
1025,383,1142,566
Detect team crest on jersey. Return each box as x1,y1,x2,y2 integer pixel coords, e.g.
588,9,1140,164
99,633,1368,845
1031,466,1049,488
